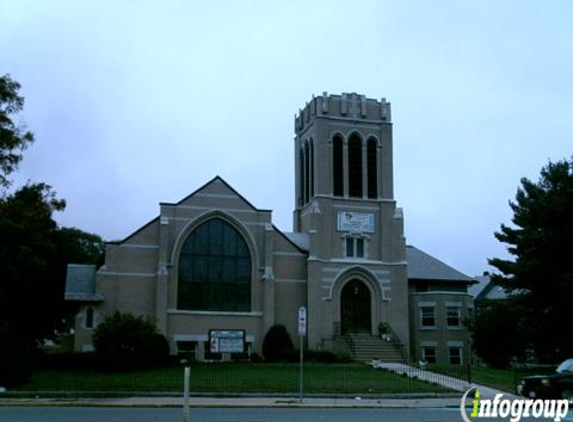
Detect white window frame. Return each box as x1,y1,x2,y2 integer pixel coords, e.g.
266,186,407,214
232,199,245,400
420,306,436,328
421,346,437,364
446,306,461,327
448,346,463,365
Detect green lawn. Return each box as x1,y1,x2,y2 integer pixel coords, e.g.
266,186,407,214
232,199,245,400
426,365,556,394
16,363,452,395
469,366,519,393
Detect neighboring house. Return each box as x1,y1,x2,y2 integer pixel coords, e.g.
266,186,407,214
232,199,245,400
407,246,475,365
65,93,475,365
469,272,508,302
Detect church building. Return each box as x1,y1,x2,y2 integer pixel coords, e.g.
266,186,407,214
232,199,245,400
66,93,475,365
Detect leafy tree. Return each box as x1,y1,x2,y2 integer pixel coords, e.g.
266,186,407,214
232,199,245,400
0,183,66,340
262,325,295,362
0,74,34,188
0,183,65,385
92,312,169,370
0,75,106,385
489,157,573,362
56,227,105,268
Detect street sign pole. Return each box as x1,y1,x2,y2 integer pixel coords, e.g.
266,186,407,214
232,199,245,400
299,331,303,403
183,366,190,422
298,306,307,404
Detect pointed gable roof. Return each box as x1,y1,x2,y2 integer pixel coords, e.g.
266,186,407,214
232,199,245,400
162,175,271,212
115,176,271,244
406,245,475,283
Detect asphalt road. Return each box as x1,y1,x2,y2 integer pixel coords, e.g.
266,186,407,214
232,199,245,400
2,407,572,422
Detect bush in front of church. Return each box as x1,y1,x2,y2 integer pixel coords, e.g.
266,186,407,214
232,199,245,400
92,311,169,370
262,325,295,362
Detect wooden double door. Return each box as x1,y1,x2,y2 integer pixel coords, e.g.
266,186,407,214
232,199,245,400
340,279,371,335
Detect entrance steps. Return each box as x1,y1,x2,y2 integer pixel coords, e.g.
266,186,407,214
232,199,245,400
339,333,404,362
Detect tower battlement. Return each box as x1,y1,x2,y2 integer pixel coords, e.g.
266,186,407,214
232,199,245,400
295,92,391,134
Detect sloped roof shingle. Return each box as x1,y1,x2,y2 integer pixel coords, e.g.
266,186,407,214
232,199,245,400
406,245,474,283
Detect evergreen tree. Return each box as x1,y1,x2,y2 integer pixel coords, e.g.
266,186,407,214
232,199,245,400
489,157,573,362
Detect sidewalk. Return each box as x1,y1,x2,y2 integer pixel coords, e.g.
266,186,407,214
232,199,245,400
370,361,517,399
0,395,465,409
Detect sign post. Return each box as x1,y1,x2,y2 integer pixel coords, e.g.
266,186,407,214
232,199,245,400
298,306,307,403
183,366,190,422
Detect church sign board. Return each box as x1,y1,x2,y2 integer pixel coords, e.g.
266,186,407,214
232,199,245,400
337,212,375,233
209,329,245,353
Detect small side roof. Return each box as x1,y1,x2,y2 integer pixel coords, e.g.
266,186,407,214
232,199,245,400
283,232,310,252
64,264,104,302
406,245,475,283
470,273,508,300
468,274,490,297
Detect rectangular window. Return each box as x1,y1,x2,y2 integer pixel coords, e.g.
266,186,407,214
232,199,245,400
447,307,461,327
345,237,366,258
356,238,364,257
177,341,197,360
346,237,354,257
85,307,94,329
420,307,435,327
449,347,462,365
422,346,436,364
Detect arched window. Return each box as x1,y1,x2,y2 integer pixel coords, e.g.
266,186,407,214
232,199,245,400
304,140,310,204
332,135,344,196
367,137,378,199
85,306,94,329
309,139,314,199
178,218,251,312
348,133,363,198
299,147,305,206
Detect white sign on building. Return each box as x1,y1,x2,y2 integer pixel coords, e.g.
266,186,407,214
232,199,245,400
337,212,375,233
209,330,245,353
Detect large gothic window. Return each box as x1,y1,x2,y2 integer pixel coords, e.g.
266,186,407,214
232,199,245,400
178,218,251,312
367,137,378,199
333,135,344,196
348,133,363,198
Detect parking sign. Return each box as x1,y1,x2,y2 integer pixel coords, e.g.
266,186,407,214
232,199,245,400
298,306,307,336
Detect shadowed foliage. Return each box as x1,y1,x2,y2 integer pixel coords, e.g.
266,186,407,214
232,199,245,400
92,311,169,371
488,157,573,363
262,325,295,362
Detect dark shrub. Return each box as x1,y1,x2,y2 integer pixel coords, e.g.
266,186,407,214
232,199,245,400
303,350,353,363
250,353,262,362
92,311,169,371
262,325,295,362
334,352,353,363
305,350,336,363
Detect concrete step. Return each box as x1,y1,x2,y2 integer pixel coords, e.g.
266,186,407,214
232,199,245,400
339,334,405,363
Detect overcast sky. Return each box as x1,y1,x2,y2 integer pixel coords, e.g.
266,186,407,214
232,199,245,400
2,0,572,277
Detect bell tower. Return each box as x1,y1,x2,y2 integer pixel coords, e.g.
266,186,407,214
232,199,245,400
294,92,393,214
293,93,408,354
293,92,401,262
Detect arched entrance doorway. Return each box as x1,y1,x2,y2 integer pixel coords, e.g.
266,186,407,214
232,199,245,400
340,279,371,334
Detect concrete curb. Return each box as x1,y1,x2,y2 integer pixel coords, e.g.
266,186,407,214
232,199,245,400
0,396,465,409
